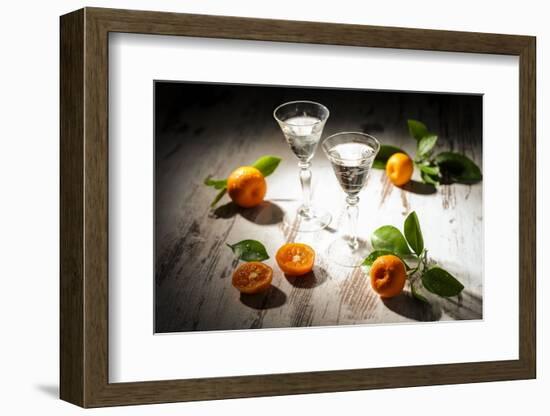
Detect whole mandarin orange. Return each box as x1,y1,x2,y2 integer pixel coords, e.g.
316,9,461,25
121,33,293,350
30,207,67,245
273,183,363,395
386,152,414,186
227,166,267,208
369,254,407,298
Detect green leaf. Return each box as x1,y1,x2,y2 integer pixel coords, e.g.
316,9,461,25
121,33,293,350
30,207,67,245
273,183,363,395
421,267,464,297
404,211,424,255
373,145,407,169
363,250,394,266
226,240,269,262
435,152,482,184
418,161,441,185
420,170,440,185
408,119,429,141
252,155,282,177
204,176,227,190
419,163,440,177
363,250,409,269
411,281,429,303
371,225,412,256
416,134,438,160
210,188,227,207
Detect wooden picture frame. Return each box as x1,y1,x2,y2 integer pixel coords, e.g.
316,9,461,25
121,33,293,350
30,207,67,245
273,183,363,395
60,7,536,408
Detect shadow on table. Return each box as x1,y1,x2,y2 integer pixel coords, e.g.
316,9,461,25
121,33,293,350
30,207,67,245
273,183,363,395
34,384,58,399
285,266,328,289
240,285,287,310
438,289,483,320
382,292,442,321
400,180,437,195
211,200,284,225
383,288,483,322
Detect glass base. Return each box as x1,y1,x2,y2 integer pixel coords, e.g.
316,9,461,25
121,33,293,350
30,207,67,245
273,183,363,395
326,236,370,267
282,206,332,233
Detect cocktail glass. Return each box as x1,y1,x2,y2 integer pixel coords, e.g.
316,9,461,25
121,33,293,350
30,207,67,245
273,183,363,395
322,132,380,267
273,101,331,232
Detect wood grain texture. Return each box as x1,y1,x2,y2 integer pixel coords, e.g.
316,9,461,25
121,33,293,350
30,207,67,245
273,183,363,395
88,7,532,55
59,8,84,406
59,7,536,408
518,38,536,376
153,85,483,333
83,10,111,406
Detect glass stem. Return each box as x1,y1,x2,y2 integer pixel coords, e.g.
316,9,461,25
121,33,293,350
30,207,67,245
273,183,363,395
346,195,360,250
298,161,312,217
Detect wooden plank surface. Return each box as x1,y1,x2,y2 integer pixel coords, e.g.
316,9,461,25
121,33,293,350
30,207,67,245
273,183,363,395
154,82,483,333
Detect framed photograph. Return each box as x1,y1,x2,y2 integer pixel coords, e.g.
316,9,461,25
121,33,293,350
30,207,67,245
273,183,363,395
60,7,536,408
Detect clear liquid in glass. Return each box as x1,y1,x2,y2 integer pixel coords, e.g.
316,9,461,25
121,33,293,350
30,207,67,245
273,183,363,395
279,115,323,162
328,143,376,195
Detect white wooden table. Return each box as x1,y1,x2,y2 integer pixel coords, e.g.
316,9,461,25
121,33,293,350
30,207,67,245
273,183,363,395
154,85,483,333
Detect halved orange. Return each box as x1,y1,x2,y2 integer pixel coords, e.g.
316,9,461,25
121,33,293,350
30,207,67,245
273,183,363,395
275,243,315,276
232,262,273,294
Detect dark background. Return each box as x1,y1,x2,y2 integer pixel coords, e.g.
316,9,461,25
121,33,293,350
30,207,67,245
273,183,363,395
155,82,482,159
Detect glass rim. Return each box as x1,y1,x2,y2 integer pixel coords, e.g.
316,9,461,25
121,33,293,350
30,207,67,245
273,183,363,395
273,100,330,126
322,131,381,162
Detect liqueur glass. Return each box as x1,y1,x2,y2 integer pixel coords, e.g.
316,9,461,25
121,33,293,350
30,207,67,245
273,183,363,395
322,132,380,267
274,100,331,232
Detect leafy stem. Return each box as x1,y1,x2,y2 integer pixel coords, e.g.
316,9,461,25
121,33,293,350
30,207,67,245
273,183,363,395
406,249,428,297
373,119,482,187
366,211,464,302
406,249,424,278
